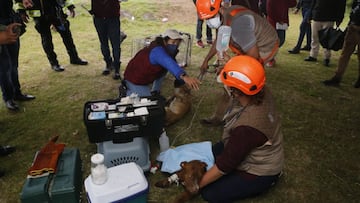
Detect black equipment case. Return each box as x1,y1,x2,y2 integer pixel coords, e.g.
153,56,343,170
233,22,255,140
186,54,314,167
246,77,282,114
83,96,165,143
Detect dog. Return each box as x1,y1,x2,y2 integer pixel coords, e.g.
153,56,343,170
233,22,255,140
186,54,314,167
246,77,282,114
165,80,192,126
155,160,207,203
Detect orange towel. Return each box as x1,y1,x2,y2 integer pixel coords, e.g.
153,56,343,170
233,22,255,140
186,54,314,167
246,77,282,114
28,136,65,176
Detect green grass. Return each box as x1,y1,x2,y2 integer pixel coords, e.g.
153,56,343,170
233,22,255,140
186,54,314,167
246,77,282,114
1,0,360,202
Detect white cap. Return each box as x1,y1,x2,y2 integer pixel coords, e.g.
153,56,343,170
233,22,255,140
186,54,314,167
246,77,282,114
91,153,105,165
162,29,182,40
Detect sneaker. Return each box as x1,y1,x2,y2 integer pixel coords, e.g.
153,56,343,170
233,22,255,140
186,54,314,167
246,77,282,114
323,77,340,87
324,59,330,67
304,56,317,62
265,59,276,67
196,40,205,48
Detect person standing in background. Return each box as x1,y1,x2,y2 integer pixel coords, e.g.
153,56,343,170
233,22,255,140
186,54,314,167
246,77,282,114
264,0,297,67
193,0,213,48
91,0,122,80
304,0,346,67
323,0,360,88
16,0,88,72
288,0,313,54
0,0,35,111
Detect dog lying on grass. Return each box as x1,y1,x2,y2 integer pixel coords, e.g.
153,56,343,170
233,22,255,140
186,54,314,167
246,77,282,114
165,81,192,126
155,160,207,203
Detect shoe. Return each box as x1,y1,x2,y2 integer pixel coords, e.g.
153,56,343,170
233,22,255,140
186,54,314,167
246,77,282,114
196,40,205,48
70,58,88,65
207,40,213,45
200,118,224,126
113,72,121,80
120,31,127,44
323,77,340,87
300,46,311,51
265,59,276,67
324,59,330,67
354,79,360,88
5,100,19,111
102,67,111,75
304,56,317,62
288,48,300,54
51,64,65,72
0,145,16,156
14,94,35,101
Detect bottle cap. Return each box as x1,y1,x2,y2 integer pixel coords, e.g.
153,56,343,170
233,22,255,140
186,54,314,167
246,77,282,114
91,153,105,164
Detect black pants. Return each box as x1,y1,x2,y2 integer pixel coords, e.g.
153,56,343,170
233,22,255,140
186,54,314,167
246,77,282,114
34,16,79,66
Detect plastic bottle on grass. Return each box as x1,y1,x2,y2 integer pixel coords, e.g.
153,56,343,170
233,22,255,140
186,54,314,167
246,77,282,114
216,25,232,59
159,129,169,152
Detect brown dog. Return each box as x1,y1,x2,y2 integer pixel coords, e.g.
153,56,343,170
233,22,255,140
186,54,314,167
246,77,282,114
155,160,207,203
165,81,192,126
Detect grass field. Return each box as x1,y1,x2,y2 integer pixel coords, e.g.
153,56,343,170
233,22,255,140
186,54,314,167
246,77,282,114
0,0,359,202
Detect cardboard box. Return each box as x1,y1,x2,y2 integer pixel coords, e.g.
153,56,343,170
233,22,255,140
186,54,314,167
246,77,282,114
84,162,148,203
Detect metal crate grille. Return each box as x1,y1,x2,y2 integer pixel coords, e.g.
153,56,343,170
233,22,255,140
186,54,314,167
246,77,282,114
110,156,140,166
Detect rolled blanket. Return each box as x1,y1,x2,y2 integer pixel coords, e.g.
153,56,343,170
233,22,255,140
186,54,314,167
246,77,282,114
28,136,65,176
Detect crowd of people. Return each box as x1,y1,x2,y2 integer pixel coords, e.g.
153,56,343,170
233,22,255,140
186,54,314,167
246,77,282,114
1,0,359,202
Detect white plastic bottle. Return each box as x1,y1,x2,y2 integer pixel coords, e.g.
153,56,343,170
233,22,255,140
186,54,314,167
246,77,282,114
216,25,232,59
159,129,170,152
90,153,108,185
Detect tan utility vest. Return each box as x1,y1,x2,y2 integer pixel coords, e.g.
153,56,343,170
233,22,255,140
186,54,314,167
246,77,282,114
222,87,284,176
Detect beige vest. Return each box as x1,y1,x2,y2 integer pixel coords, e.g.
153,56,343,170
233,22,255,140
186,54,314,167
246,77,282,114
224,6,279,63
222,87,284,176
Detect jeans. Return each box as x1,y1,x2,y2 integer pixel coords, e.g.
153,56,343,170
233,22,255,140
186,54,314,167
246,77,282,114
293,7,311,49
0,40,21,102
196,18,212,42
277,29,286,48
93,17,121,72
124,74,166,97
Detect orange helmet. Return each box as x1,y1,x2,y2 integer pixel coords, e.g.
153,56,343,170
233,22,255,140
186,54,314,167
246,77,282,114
220,56,265,95
196,0,221,19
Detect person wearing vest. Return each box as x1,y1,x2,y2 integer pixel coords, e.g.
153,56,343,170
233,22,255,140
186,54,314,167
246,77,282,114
0,0,35,111
195,0,278,126
323,0,360,88
199,55,284,202
15,0,88,72
123,29,200,97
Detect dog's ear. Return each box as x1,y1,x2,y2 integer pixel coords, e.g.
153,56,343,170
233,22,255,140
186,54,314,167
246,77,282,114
180,161,188,168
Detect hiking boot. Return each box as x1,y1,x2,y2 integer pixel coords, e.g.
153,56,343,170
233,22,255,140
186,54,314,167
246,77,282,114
196,40,205,48
323,77,340,87
304,56,317,62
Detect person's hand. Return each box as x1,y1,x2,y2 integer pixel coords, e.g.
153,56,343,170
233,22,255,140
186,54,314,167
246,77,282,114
293,8,300,14
69,8,76,18
20,12,29,23
22,0,33,8
181,75,201,90
0,23,21,44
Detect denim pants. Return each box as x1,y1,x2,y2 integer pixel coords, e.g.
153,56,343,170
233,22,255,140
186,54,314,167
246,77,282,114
294,7,311,49
201,141,280,203
124,74,166,97
93,17,121,72
0,40,21,102
196,18,212,41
